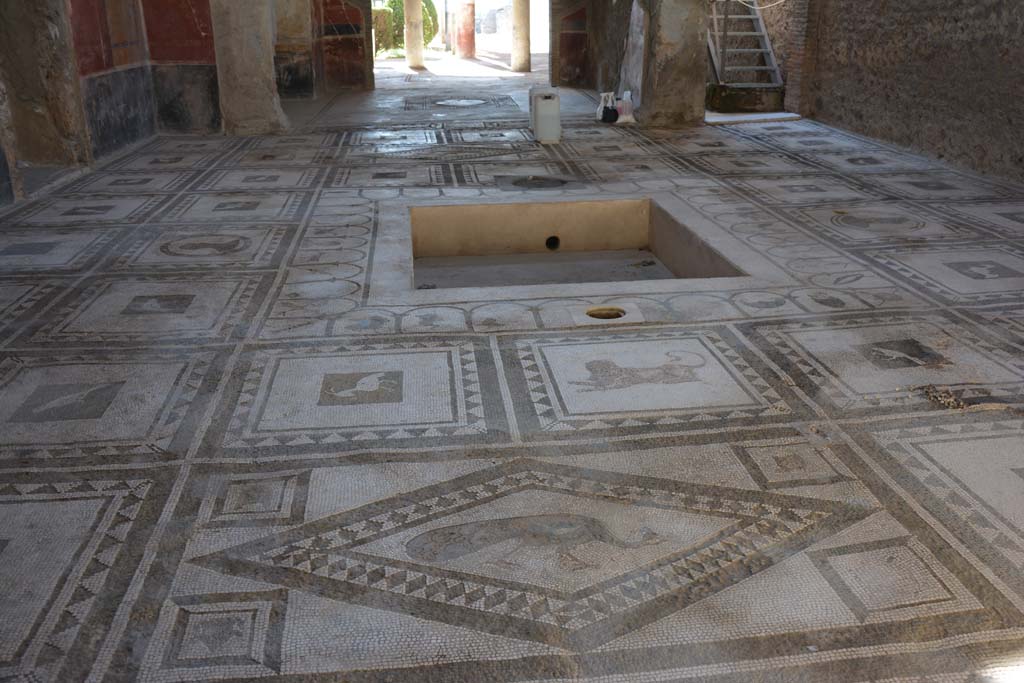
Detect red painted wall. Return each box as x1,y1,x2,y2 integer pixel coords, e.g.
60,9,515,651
70,0,148,75
140,0,216,64
70,0,114,75
314,0,370,89
558,6,589,86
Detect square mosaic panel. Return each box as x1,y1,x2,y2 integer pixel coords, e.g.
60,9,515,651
248,132,344,148
741,312,1024,416
220,147,341,168
351,142,549,164
800,151,940,175
0,349,224,463
403,95,520,111
2,195,168,226
933,200,1024,238
864,171,1013,200
110,224,295,272
343,128,441,145
0,226,130,275
780,202,988,248
0,470,172,682
139,590,287,682
729,174,883,206
191,168,326,191
856,417,1024,595
0,281,63,344
807,536,980,623
502,328,803,437
21,273,274,345
865,243,1024,304
197,470,312,528
154,192,313,223
140,136,239,154
732,440,855,490
684,152,816,176
332,164,452,187
202,338,507,458
106,150,226,171
961,302,1024,346
756,131,883,154
656,129,773,155
59,170,201,194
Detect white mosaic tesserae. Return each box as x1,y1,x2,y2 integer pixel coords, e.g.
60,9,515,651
1,74,1024,683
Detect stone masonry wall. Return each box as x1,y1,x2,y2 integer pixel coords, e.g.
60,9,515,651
764,0,1024,183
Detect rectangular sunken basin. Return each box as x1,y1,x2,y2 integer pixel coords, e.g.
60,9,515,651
411,198,746,289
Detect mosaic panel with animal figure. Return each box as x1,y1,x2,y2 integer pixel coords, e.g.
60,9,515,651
0,114,1022,682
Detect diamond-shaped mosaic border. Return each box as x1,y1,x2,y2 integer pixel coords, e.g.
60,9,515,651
193,459,870,651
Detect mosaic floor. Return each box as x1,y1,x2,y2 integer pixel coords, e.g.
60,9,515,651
1,108,1024,682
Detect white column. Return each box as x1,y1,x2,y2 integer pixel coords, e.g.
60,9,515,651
404,0,425,69
511,0,530,72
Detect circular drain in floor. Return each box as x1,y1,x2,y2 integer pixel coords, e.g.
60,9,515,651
511,176,569,189
586,306,627,320
435,99,487,107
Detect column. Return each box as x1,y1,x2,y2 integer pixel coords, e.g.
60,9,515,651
455,1,475,59
404,0,425,68
638,0,706,126
511,0,530,72
210,0,289,134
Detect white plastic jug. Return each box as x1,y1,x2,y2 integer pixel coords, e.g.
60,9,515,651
532,89,561,144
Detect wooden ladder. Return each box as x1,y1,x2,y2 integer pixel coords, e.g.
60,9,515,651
707,0,783,88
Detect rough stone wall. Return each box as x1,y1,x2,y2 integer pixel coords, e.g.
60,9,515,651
765,0,1024,182
141,0,222,132
275,0,316,97
759,0,811,113
0,0,91,166
69,0,157,158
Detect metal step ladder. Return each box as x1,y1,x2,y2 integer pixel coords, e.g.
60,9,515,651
707,0,783,88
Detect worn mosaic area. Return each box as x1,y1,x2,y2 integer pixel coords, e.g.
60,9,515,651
1,118,1023,682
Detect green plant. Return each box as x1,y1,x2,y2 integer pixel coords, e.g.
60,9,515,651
423,0,439,46
372,7,395,54
384,0,439,49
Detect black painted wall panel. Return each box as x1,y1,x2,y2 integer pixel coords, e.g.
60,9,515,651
153,64,222,132
0,146,13,206
82,65,157,159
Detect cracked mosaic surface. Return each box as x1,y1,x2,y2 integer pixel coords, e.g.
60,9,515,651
1,114,1023,682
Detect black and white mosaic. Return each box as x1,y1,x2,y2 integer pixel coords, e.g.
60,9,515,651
0,112,1023,682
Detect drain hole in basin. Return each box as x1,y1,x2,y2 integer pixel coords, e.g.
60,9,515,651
512,176,568,189
545,235,561,251
586,306,626,320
